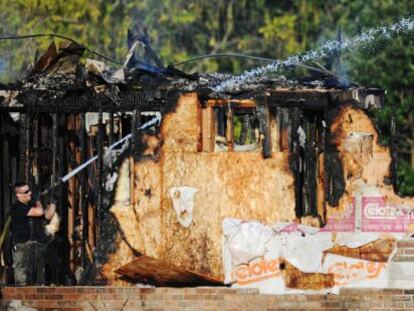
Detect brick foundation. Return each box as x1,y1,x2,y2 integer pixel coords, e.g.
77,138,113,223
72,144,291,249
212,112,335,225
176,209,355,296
394,240,414,262
2,287,414,310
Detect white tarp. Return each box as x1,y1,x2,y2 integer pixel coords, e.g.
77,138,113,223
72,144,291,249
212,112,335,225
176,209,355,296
169,186,199,228
223,218,399,294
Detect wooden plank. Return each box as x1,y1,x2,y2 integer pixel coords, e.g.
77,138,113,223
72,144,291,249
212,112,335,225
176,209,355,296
196,99,202,152
67,114,77,273
115,255,223,287
80,113,88,268
201,106,214,152
97,110,104,239
269,107,280,153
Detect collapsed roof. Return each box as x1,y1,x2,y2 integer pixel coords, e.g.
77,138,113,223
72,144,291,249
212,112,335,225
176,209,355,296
0,40,384,113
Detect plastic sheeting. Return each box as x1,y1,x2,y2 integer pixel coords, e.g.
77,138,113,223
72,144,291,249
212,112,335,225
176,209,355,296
222,218,399,294
169,186,199,228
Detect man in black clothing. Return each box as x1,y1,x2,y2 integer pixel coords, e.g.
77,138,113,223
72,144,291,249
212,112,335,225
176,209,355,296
10,182,56,285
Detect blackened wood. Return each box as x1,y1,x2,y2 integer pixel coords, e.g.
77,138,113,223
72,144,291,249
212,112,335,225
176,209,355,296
290,106,303,217
80,113,88,267
303,112,318,216
51,114,58,200
58,114,70,283
0,136,12,266
109,112,114,145
256,96,271,158
267,91,329,109
97,109,104,239
132,108,141,158
17,114,26,181
24,114,31,183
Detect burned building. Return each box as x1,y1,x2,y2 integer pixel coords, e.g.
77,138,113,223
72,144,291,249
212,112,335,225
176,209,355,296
1,41,413,291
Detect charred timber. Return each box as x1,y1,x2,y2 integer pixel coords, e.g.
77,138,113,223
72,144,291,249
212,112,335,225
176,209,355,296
256,95,271,158
324,106,346,207
1,89,163,113
267,91,328,109
97,109,104,239
80,113,89,268
289,105,304,217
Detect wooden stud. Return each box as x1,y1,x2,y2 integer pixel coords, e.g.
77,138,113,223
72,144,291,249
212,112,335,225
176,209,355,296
80,113,88,267
97,109,104,239
201,106,215,152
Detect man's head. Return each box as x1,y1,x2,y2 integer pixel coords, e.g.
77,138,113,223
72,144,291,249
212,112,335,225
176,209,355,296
13,182,32,204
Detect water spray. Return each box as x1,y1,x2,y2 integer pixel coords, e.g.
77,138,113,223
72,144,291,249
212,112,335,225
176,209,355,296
213,16,414,93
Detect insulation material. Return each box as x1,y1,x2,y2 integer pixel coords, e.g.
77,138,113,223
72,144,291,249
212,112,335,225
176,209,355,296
324,106,414,233
169,186,199,228
223,218,397,294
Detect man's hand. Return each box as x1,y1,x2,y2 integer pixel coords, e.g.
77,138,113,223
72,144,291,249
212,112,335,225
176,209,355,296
45,202,56,220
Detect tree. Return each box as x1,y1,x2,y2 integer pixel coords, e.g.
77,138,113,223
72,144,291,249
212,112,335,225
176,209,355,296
0,0,413,194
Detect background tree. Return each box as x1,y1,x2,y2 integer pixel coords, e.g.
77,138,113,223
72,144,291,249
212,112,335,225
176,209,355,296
0,0,413,194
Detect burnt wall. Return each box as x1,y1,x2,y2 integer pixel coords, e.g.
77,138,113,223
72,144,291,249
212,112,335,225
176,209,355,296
104,93,296,282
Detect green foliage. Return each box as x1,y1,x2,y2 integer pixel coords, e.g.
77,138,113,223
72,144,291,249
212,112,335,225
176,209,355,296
398,162,414,195
259,13,301,56
0,0,413,193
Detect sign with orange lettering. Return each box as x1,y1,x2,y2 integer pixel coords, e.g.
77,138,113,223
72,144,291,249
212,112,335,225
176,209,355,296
322,254,388,288
232,257,281,285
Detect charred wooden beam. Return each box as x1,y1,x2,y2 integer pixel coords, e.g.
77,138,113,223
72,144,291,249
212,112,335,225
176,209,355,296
256,96,271,158
80,112,89,268
0,119,13,269
67,114,77,274
290,105,303,217
58,114,71,282
1,89,162,113
324,107,345,207
303,112,318,216
32,116,40,194
25,114,32,183
51,114,58,200
130,106,141,206
132,108,141,158
109,112,114,146
267,91,329,110
17,113,30,181
97,109,104,239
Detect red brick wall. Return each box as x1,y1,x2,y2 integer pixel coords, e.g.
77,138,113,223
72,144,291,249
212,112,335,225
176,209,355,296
2,287,414,310
395,240,414,262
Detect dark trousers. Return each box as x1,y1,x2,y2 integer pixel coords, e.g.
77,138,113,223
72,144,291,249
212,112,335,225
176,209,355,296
12,240,46,286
